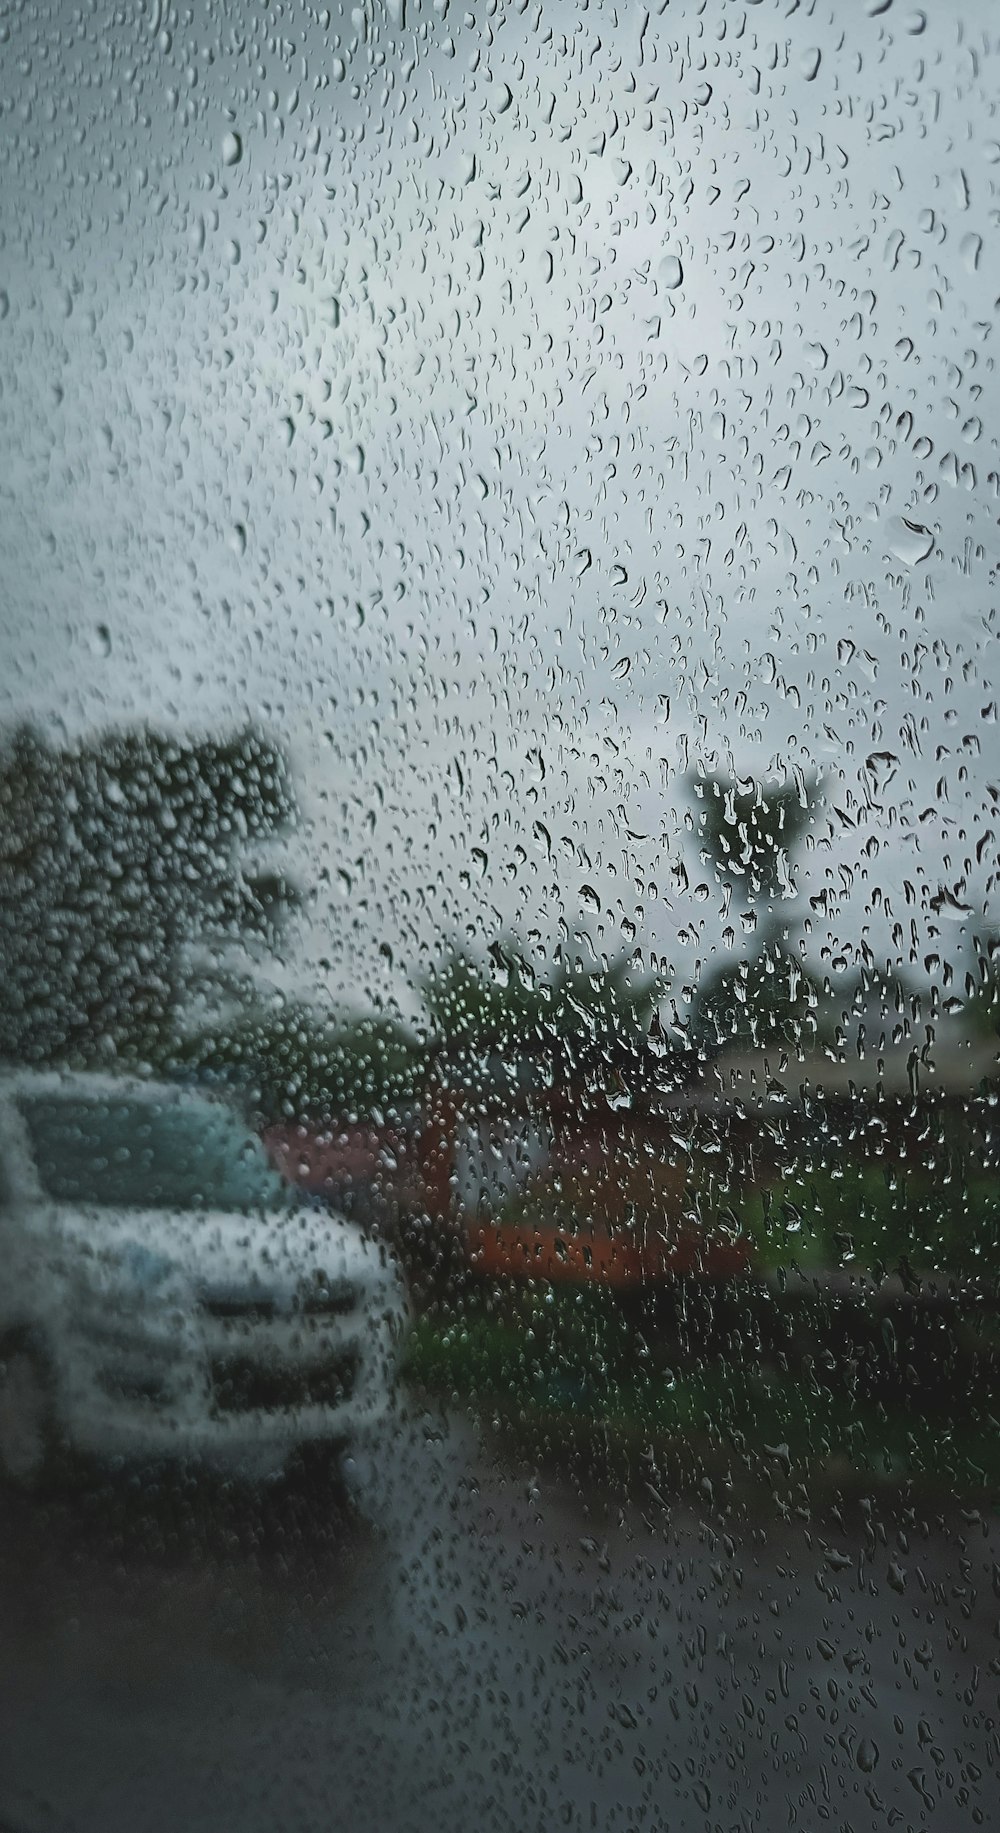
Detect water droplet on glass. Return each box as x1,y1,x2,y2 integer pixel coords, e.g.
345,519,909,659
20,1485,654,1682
929,885,974,920
659,255,684,292
800,47,821,81
960,232,982,274
222,131,243,167
886,516,934,566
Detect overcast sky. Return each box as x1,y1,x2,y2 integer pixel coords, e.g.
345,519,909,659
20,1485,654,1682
1,0,998,1023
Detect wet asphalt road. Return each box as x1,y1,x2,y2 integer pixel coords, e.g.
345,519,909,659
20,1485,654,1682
1,1408,998,1833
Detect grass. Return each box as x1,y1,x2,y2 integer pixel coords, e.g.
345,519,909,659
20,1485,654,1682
403,1284,1000,1498
697,1159,1000,1280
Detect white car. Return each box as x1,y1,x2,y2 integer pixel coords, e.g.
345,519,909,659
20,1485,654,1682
0,1072,409,1491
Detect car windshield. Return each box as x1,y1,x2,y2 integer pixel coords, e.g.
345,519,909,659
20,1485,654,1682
19,1094,291,1212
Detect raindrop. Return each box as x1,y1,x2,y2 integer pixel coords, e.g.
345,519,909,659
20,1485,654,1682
885,516,934,566
659,255,684,292
960,232,982,274
221,130,243,166
800,47,821,81
929,885,974,920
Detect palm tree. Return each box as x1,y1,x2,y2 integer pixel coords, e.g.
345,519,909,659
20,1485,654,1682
687,770,824,1055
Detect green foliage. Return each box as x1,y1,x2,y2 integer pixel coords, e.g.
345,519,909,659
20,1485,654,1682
177,1003,426,1123
185,935,670,1126
715,1158,1000,1277
405,1287,632,1405
0,722,296,1069
404,1290,1000,1494
684,771,833,1055
422,939,668,1090
688,938,825,1054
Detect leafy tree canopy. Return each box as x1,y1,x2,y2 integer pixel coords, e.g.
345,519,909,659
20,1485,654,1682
0,722,297,1069
176,1002,426,1124
421,940,673,1095
688,939,826,1056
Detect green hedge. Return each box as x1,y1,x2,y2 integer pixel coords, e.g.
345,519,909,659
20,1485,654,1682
702,1160,1000,1277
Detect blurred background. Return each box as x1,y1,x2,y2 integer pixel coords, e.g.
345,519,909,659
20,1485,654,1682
3,0,1000,1827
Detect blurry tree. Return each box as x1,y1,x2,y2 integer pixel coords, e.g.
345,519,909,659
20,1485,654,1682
689,941,825,1055
0,723,297,1069
692,770,820,905
422,940,673,1097
180,1002,425,1124
182,941,670,1130
819,958,923,1056
687,770,825,1054
961,930,1000,1040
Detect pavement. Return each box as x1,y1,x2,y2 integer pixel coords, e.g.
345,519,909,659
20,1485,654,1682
1,1406,997,1832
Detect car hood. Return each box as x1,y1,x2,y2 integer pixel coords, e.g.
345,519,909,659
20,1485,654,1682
38,1201,402,1312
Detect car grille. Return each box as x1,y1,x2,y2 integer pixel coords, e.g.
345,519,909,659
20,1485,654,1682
200,1283,357,1321
210,1349,360,1415
295,1280,357,1317
201,1294,278,1322
95,1365,173,1406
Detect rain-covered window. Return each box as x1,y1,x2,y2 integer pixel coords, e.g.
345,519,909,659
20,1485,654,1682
2,3,1000,1829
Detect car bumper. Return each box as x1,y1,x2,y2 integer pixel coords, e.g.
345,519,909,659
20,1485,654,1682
57,1312,404,1477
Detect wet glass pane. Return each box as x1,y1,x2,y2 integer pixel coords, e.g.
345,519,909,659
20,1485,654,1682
2,1,1000,1829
